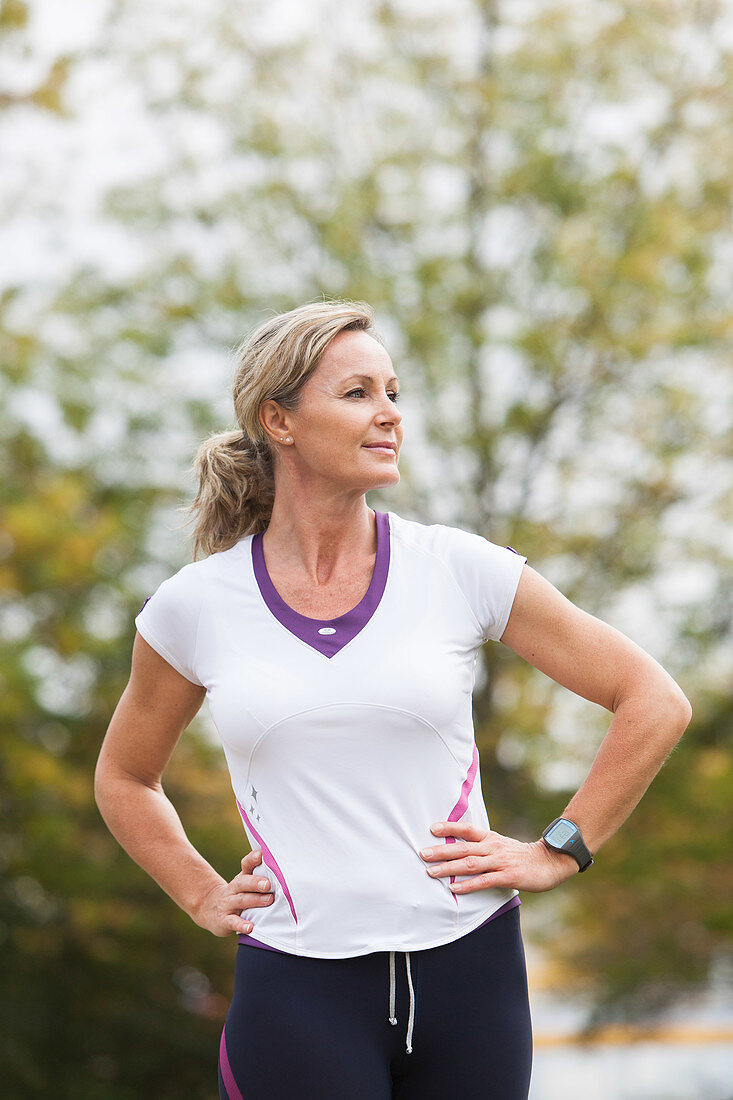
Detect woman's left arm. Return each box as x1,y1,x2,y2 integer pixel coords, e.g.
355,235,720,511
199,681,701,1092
419,563,693,893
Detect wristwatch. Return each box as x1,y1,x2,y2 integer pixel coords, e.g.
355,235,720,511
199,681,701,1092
541,817,594,872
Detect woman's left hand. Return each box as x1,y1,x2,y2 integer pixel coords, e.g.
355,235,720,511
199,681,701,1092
419,820,579,894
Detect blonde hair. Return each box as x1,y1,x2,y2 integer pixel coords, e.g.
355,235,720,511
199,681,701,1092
178,297,385,560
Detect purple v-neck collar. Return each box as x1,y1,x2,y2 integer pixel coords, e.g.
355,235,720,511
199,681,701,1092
251,509,391,658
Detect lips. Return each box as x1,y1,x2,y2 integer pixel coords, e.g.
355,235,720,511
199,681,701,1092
363,443,397,451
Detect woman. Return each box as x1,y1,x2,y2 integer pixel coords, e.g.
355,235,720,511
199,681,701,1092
94,298,692,1099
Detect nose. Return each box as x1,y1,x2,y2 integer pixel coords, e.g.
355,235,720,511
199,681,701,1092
377,397,402,428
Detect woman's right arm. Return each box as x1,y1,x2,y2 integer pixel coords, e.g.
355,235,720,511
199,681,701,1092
93,631,274,936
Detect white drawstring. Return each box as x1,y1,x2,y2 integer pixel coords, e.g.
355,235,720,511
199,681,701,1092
387,950,415,1054
405,952,415,1053
389,951,397,1026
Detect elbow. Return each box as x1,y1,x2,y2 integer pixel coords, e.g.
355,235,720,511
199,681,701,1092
662,678,692,724
94,757,161,804
673,690,693,729
622,678,693,742
615,672,693,727
93,761,110,811
93,752,121,812
662,688,693,748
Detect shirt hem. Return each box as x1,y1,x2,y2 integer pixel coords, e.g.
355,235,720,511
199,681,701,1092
236,892,520,958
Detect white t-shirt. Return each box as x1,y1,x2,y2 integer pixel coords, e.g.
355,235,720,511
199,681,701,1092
134,509,527,958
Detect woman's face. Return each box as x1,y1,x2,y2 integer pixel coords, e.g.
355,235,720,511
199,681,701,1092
263,328,404,494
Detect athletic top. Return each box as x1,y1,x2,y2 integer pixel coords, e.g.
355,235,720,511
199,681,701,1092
134,508,527,959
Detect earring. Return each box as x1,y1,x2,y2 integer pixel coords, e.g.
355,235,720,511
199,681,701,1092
282,436,292,443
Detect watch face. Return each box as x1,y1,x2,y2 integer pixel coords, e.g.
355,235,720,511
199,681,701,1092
546,820,577,846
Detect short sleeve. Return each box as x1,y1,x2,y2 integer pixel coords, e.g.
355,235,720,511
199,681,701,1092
436,525,527,643
134,564,205,686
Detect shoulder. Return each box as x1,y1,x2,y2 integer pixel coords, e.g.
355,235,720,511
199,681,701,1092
387,510,527,643
165,538,249,585
145,555,208,600
386,509,457,549
388,509,513,562
136,538,246,615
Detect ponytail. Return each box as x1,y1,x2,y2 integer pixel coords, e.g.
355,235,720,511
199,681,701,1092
178,429,275,561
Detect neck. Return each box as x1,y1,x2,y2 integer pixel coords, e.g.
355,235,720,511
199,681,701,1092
263,500,378,584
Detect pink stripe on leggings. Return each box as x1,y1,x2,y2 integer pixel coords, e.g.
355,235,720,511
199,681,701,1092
219,1026,244,1100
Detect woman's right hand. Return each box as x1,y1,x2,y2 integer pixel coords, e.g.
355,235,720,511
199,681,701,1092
194,849,274,937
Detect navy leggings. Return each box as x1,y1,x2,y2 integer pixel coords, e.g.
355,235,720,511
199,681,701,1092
218,906,533,1099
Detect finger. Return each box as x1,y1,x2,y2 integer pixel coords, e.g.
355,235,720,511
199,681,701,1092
425,861,465,878
420,839,472,861
431,821,487,841
227,913,254,934
448,871,514,893
233,853,270,891
228,891,274,908
425,853,487,878
229,878,272,902
233,872,272,893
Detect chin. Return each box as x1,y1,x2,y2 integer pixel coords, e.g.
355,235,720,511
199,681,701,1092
370,470,400,489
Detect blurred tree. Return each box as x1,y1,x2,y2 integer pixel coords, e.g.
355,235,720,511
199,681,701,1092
1,0,731,1092
0,462,247,1097
532,685,733,1029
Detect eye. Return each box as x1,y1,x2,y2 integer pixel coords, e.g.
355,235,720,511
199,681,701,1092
346,388,401,402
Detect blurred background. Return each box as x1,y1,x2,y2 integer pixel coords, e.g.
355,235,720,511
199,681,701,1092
1,0,732,1096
